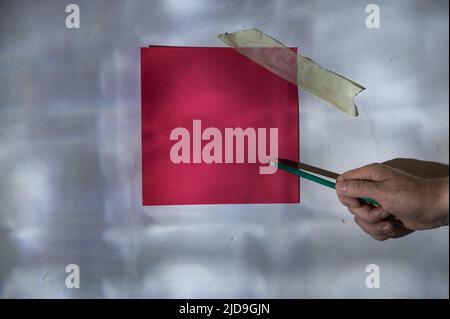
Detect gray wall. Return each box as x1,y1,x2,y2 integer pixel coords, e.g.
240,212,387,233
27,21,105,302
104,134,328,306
0,0,448,298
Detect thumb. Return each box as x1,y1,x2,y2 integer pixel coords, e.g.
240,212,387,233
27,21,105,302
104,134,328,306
336,179,384,201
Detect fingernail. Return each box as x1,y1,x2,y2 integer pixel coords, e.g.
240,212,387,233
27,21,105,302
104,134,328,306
380,224,393,234
338,181,348,194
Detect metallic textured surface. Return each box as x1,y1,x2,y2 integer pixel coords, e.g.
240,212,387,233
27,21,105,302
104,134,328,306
0,0,448,298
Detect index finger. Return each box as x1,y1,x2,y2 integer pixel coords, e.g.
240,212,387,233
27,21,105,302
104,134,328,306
338,163,386,182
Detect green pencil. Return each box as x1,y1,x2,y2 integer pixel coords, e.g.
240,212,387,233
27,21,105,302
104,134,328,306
272,161,381,207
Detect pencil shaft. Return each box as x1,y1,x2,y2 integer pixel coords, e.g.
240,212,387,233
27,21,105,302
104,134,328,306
277,161,335,188
275,161,381,207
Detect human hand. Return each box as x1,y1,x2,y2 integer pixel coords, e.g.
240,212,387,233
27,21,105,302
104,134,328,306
336,163,449,240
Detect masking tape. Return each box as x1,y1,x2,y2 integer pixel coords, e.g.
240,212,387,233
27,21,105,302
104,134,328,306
218,28,365,116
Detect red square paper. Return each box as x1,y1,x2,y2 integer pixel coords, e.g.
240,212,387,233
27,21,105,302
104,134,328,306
141,46,299,205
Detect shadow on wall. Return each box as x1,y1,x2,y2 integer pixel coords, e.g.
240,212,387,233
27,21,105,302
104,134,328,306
384,158,449,179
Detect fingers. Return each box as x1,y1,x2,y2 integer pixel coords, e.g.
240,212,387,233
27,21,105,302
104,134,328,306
354,217,396,241
390,227,415,238
336,162,418,241
349,205,390,224
354,217,415,240
336,192,364,209
337,163,387,182
336,179,385,203
336,187,386,222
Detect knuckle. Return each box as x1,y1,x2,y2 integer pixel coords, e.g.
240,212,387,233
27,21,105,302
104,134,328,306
370,163,385,180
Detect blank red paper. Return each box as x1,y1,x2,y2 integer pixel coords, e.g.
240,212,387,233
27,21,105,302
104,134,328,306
141,46,299,205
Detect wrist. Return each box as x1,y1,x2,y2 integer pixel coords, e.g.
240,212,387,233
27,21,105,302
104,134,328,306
431,177,449,227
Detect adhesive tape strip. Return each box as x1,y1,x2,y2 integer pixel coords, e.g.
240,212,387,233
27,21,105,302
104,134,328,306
218,28,365,117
